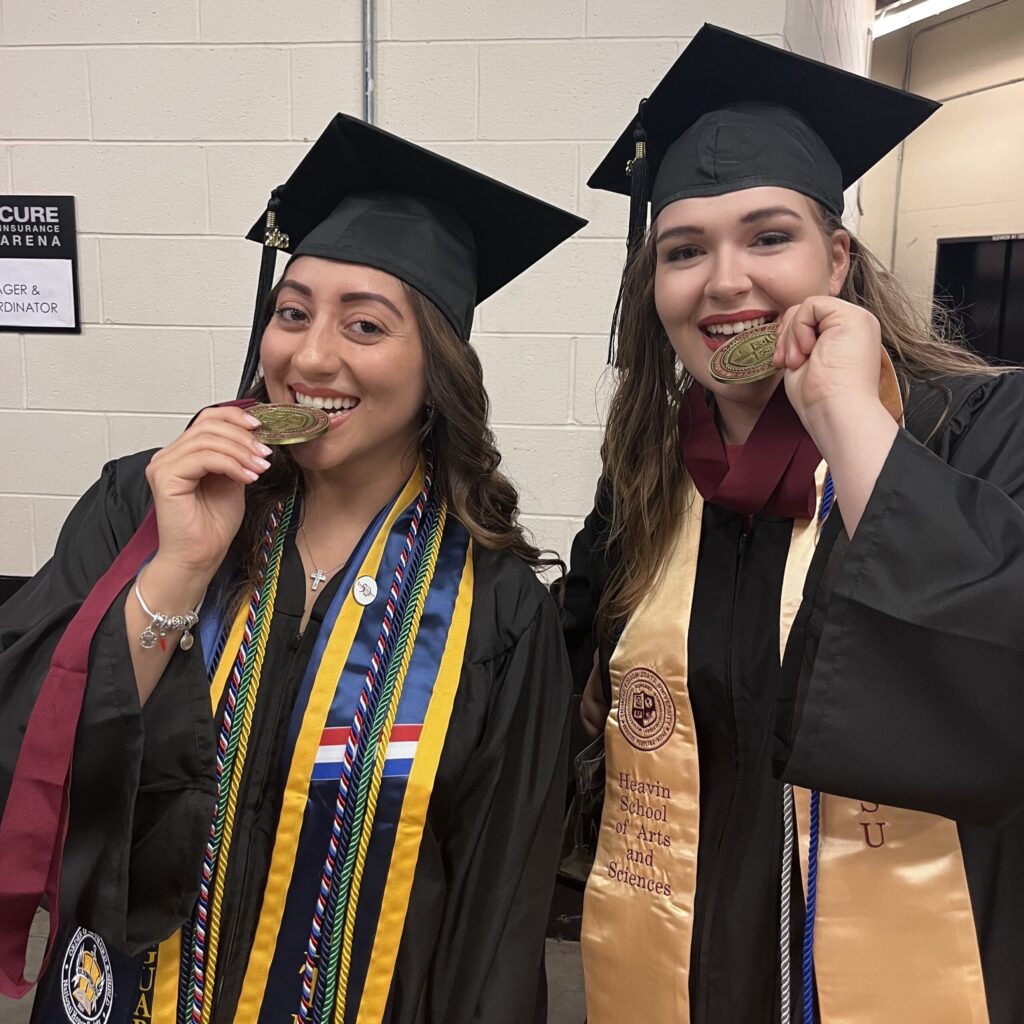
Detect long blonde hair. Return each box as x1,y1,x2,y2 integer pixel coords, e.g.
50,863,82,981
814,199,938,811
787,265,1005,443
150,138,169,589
597,202,1003,634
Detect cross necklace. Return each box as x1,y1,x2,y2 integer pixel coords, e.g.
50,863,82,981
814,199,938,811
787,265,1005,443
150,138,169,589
300,523,346,592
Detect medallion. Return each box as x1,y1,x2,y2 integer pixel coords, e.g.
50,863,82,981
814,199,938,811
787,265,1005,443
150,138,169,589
709,322,779,384
248,403,330,445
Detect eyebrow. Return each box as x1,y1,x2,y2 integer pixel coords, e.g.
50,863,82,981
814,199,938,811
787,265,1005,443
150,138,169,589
278,278,313,296
655,205,804,245
739,205,803,224
340,291,404,320
277,280,404,320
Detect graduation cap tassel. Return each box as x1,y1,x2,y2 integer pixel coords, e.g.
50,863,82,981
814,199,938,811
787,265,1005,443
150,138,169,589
607,101,650,367
236,187,288,398
626,100,650,255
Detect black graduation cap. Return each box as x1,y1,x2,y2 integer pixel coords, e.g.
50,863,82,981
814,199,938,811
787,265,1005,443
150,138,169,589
589,24,939,248
238,113,587,395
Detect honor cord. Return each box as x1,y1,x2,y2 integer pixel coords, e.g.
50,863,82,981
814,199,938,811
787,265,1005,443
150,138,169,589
780,782,796,1023
798,469,832,1023
802,790,821,1023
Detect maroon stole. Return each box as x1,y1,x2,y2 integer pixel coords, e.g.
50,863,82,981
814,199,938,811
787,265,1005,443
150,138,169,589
0,399,252,998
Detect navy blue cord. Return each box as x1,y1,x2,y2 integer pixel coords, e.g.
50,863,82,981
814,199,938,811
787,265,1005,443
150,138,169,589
819,472,835,524
802,789,821,1022
799,473,832,1022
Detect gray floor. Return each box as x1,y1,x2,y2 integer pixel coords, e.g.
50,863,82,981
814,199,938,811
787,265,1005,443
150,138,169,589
0,912,585,1023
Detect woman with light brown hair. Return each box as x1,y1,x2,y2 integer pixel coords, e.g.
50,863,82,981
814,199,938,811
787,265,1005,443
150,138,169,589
559,26,1024,1024
0,115,584,1024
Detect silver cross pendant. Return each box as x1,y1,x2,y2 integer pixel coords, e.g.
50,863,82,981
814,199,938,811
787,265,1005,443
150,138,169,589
310,568,327,592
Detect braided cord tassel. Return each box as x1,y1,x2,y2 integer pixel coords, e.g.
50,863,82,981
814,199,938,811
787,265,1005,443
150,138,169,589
307,484,430,1021
802,790,821,1023
315,489,435,1019
186,496,294,1023
199,493,293,1024
186,545,266,1018
175,917,194,1024
795,471,834,1022
816,471,835,542
299,473,433,1023
332,502,447,1024
779,783,796,1023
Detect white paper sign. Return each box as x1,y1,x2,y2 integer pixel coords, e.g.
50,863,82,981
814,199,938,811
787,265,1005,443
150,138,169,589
0,258,76,329
0,195,80,333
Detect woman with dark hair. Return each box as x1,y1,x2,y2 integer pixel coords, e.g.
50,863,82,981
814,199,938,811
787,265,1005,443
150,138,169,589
560,26,1024,1024
0,114,584,1024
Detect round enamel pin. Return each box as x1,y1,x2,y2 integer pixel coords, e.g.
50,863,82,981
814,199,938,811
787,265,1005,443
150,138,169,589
353,575,378,606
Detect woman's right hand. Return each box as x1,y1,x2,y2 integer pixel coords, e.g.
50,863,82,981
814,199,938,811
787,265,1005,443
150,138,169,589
580,655,610,737
144,406,273,579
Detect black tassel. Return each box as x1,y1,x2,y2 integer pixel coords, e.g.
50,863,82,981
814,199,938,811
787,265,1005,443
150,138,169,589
608,100,650,367
626,99,650,257
236,188,286,398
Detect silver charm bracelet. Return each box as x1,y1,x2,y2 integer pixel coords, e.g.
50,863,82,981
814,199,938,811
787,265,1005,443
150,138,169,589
134,575,200,652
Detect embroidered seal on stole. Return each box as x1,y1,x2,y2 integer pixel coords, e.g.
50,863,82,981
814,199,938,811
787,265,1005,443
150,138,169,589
618,667,675,751
60,928,114,1024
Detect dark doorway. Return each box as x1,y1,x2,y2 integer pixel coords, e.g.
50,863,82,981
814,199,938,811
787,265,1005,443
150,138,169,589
934,235,1024,364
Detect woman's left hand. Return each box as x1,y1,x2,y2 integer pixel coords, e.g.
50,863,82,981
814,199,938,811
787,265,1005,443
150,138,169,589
772,295,884,437
773,295,899,537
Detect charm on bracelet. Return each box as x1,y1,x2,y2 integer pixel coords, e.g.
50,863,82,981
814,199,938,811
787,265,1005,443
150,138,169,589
134,578,200,652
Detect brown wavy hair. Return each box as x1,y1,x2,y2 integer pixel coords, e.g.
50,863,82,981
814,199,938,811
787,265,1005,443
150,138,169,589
229,278,559,602
598,201,1005,634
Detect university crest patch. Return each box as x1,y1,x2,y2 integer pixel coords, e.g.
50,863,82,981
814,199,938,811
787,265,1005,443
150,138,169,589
618,667,675,751
60,927,114,1024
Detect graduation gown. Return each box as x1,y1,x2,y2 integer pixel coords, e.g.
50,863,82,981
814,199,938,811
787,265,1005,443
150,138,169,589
0,449,571,1024
559,371,1024,1023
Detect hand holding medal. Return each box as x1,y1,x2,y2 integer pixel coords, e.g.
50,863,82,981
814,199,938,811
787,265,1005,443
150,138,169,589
770,295,890,434
144,403,329,583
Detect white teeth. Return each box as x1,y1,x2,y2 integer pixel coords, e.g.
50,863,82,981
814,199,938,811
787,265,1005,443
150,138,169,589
294,392,359,412
705,315,771,335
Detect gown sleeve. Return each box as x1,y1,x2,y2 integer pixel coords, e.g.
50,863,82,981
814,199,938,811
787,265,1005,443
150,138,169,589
425,586,572,1023
553,476,615,694
0,451,216,953
777,371,1024,827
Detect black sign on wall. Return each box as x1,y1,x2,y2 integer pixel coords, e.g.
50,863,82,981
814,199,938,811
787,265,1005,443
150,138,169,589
0,195,81,334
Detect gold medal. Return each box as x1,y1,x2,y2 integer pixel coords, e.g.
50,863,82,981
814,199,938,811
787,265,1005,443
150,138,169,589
708,322,779,384
248,403,330,445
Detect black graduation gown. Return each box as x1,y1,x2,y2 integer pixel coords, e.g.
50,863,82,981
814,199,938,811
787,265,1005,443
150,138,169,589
559,371,1024,1024
0,450,571,1024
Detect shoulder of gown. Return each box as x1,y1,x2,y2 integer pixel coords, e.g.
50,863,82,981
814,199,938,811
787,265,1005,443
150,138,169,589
464,542,564,666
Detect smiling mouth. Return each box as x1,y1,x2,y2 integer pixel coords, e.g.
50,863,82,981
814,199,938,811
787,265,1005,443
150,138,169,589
289,388,361,415
699,313,777,351
701,314,776,339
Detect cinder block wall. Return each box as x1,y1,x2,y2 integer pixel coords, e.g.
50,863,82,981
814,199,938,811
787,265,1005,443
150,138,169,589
0,0,867,575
